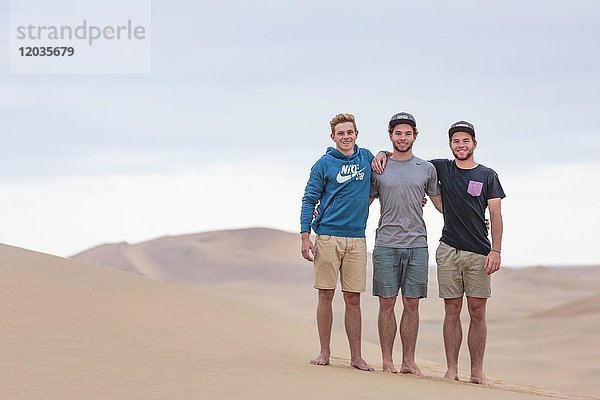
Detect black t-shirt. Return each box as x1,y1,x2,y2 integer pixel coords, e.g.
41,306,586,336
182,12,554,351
430,159,506,255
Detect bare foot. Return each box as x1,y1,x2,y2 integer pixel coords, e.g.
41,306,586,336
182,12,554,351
443,368,459,381
382,360,397,373
310,353,330,366
400,363,423,377
351,357,374,371
469,373,490,385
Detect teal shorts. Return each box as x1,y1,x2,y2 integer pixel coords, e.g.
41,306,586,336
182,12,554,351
372,246,429,299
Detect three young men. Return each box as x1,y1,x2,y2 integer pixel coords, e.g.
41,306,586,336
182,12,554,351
300,114,505,384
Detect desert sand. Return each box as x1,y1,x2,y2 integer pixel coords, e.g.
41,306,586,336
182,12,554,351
72,228,600,399
3,242,592,400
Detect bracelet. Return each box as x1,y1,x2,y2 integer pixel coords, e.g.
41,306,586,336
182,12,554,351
491,249,501,254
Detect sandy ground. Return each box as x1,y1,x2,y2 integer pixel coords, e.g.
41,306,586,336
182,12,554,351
3,243,596,399
70,228,600,398
202,268,600,396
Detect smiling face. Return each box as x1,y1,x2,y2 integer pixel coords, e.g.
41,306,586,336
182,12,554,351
330,121,358,155
389,123,416,154
450,131,477,161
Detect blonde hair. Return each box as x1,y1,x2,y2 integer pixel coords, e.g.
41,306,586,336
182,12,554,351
330,113,357,134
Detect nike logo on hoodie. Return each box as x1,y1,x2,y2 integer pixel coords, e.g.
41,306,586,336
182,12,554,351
336,167,366,184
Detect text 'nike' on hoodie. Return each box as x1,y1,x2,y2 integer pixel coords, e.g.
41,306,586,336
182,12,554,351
300,145,374,237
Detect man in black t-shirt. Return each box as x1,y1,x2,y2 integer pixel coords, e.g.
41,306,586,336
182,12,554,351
431,121,505,385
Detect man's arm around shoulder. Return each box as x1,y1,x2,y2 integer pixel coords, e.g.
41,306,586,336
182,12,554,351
429,194,443,213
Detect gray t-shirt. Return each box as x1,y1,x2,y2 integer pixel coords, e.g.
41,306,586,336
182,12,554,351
371,156,441,248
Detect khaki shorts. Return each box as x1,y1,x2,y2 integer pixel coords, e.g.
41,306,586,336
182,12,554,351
314,235,367,293
436,241,491,298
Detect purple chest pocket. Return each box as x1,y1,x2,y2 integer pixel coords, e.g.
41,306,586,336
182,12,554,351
467,180,483,197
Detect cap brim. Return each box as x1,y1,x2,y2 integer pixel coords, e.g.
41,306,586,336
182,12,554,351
389,119,416,128
449,126,475,137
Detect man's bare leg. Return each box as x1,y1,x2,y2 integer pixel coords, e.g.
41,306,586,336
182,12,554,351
443,297,463,380
467,296,490,385
378,296,398,373
399,296,423,377
343,291,374,371
310,289,335,366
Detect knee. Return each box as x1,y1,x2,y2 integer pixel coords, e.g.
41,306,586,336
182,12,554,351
343,292,361,307
468,303,486,321
318,289,335,304
444,300,462,319
402,297,419,314
379,297,396,313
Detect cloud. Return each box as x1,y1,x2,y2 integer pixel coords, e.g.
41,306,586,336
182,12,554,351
1,160,598,266
0,163,307,256
499,161,600,266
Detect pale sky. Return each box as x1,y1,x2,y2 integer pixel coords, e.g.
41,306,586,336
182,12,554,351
1,0,599,266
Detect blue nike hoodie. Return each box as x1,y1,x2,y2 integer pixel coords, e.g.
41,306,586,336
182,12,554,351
300,145,374,237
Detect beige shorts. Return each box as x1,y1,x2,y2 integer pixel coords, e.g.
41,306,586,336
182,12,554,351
313,235,367,293
436,241,491,298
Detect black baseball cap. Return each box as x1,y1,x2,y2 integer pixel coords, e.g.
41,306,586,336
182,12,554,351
389,112,416,128
448,120,475,138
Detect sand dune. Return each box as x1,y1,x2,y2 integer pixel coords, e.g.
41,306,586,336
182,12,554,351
74,228,309,285
2,243,590,400
70,228,600,398
529,293,600,318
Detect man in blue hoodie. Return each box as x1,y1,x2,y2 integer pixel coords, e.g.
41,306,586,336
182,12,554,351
300,113,374,371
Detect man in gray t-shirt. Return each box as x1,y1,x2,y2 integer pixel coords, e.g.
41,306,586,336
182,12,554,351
369,112,442,376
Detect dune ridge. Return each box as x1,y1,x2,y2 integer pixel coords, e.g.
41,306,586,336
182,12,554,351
74,228,309,285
